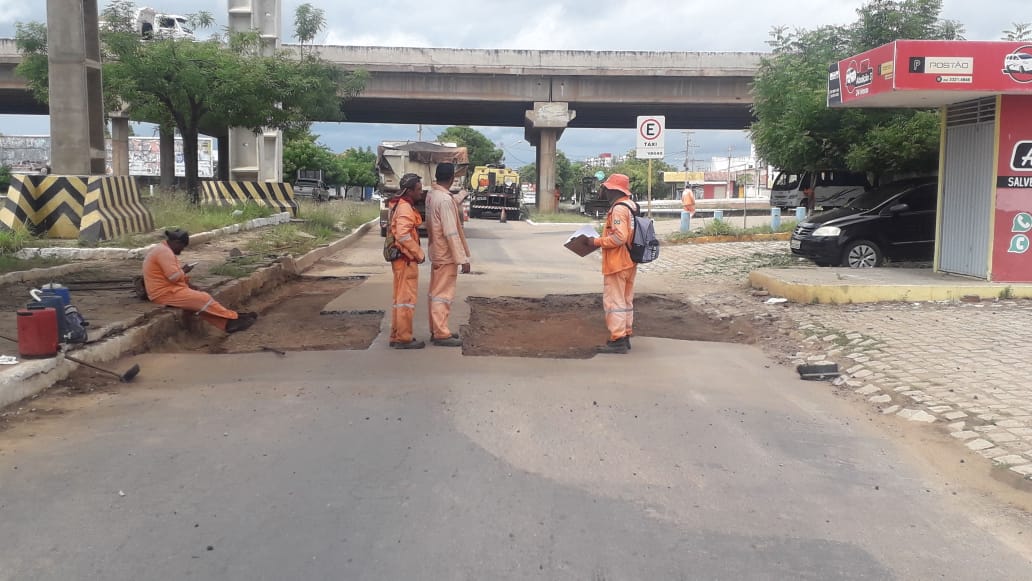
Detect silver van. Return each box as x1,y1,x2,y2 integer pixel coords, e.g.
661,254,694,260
769,170,870,211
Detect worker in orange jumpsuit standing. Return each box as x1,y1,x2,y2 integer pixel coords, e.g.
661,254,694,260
388,173,427,349
588,174,638,354
142,229,256,333
425,162,470,347
680,184,696,233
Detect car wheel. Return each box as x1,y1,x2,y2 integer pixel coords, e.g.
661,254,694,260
842,240,882,268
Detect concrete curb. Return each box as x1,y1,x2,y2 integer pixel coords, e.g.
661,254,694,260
748,269,1032,304
11,212,292,262
0,220,371,410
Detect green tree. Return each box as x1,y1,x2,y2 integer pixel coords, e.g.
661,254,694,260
1002,22,1032,41
612,151,676,198
283,131,339,183
294,3,327,59
15,0,366,199
751,0,963,180
436,126,504,169
517,163,536,184
338,147,378,193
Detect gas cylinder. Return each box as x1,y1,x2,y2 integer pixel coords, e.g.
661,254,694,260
16,306,59,358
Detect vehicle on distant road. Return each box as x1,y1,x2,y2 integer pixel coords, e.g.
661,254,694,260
468,165,522,220
375,141,468,237
790,177,937,268
293,169,331,202
769,169,869,211
578,176,609,217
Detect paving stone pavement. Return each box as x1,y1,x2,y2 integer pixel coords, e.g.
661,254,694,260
645,236,1032,481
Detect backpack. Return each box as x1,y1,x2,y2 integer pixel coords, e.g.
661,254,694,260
617,202,660,264
383,205,402,262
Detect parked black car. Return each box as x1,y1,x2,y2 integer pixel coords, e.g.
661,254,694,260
790,178,937,267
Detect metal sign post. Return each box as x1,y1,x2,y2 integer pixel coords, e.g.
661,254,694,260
636,116,665,219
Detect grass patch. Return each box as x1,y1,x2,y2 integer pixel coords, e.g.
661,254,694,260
666,218,797,242
528,211,597,223
209,254,266,279
145,192,276,234
0,255,67,275
0,228,36,255
297,200,379,232
692,251,801,277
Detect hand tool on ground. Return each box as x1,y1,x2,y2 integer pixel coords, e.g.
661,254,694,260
260,346,287,357
0,334,140,382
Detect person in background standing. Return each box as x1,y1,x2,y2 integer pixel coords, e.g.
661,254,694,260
587,173,638,354
424,163,471,347
387,173,427,349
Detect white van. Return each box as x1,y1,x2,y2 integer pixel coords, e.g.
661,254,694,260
769,170,870,211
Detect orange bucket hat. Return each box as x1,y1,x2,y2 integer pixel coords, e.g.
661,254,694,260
601,173,632,197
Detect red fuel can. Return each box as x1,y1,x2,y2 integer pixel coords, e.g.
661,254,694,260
16,307,59,358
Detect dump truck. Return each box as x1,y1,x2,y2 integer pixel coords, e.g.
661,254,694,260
468,165,522,220
376,141,469,237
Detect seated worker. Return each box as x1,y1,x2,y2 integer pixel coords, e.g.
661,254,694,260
142,229,257,333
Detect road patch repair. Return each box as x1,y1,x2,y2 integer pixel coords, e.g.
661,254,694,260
159,277,382,355
462,294,762,359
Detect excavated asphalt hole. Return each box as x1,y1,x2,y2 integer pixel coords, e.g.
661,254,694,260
462,294,761,359
158,276,382,354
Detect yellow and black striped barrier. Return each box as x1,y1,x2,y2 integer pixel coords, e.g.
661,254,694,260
79,176,155,243
0,174,88,238
200,181,299,217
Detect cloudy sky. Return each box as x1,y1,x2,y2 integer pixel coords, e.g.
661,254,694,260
0,0,1026,169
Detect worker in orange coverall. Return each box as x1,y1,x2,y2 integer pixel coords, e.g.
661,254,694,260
587,173,638,354
387,173,428,349
424,162,470,347
142,229,256,333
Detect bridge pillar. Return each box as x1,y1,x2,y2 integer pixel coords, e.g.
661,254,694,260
227,0,282,182
525,102,575,213
110,115,130,176
46,0,106,175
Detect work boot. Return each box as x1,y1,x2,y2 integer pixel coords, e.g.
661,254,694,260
623,335,631,350
431,336,463,347
226,315,257,333
595,338,629,354
391,339,426,349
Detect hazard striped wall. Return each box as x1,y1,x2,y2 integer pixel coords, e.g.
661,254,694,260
0,175,88,238
79,176,155,243
0,174,154,242
200,181,299,217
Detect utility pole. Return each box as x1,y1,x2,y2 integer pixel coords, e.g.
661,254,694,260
417,124,423,142
727,146,734,200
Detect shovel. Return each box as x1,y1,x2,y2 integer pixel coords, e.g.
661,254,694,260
0,334,140,382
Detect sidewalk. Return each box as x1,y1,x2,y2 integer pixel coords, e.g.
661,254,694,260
643,237,1032,481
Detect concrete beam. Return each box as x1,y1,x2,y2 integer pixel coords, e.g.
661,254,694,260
46,0,105,175
526,102,576,213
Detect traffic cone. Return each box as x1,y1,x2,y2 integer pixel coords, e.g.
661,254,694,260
499,208,507,223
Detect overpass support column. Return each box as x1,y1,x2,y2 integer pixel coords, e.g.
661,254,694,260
227,0,282,182
525,102,575,213
46,0,106,175
110,115,130,176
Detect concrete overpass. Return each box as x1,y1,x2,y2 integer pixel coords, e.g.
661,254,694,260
0,37,763,207
0,39,762,127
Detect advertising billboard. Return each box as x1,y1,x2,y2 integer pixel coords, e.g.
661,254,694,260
829,40,1032,107
992,94,1032,281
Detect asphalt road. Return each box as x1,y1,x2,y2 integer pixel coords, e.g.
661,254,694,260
0,221,1029,580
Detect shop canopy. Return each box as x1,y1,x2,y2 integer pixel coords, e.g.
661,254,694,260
828,40,1032,108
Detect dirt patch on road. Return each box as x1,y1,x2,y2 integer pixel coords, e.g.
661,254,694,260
159,277,383,354
462,294,761,359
